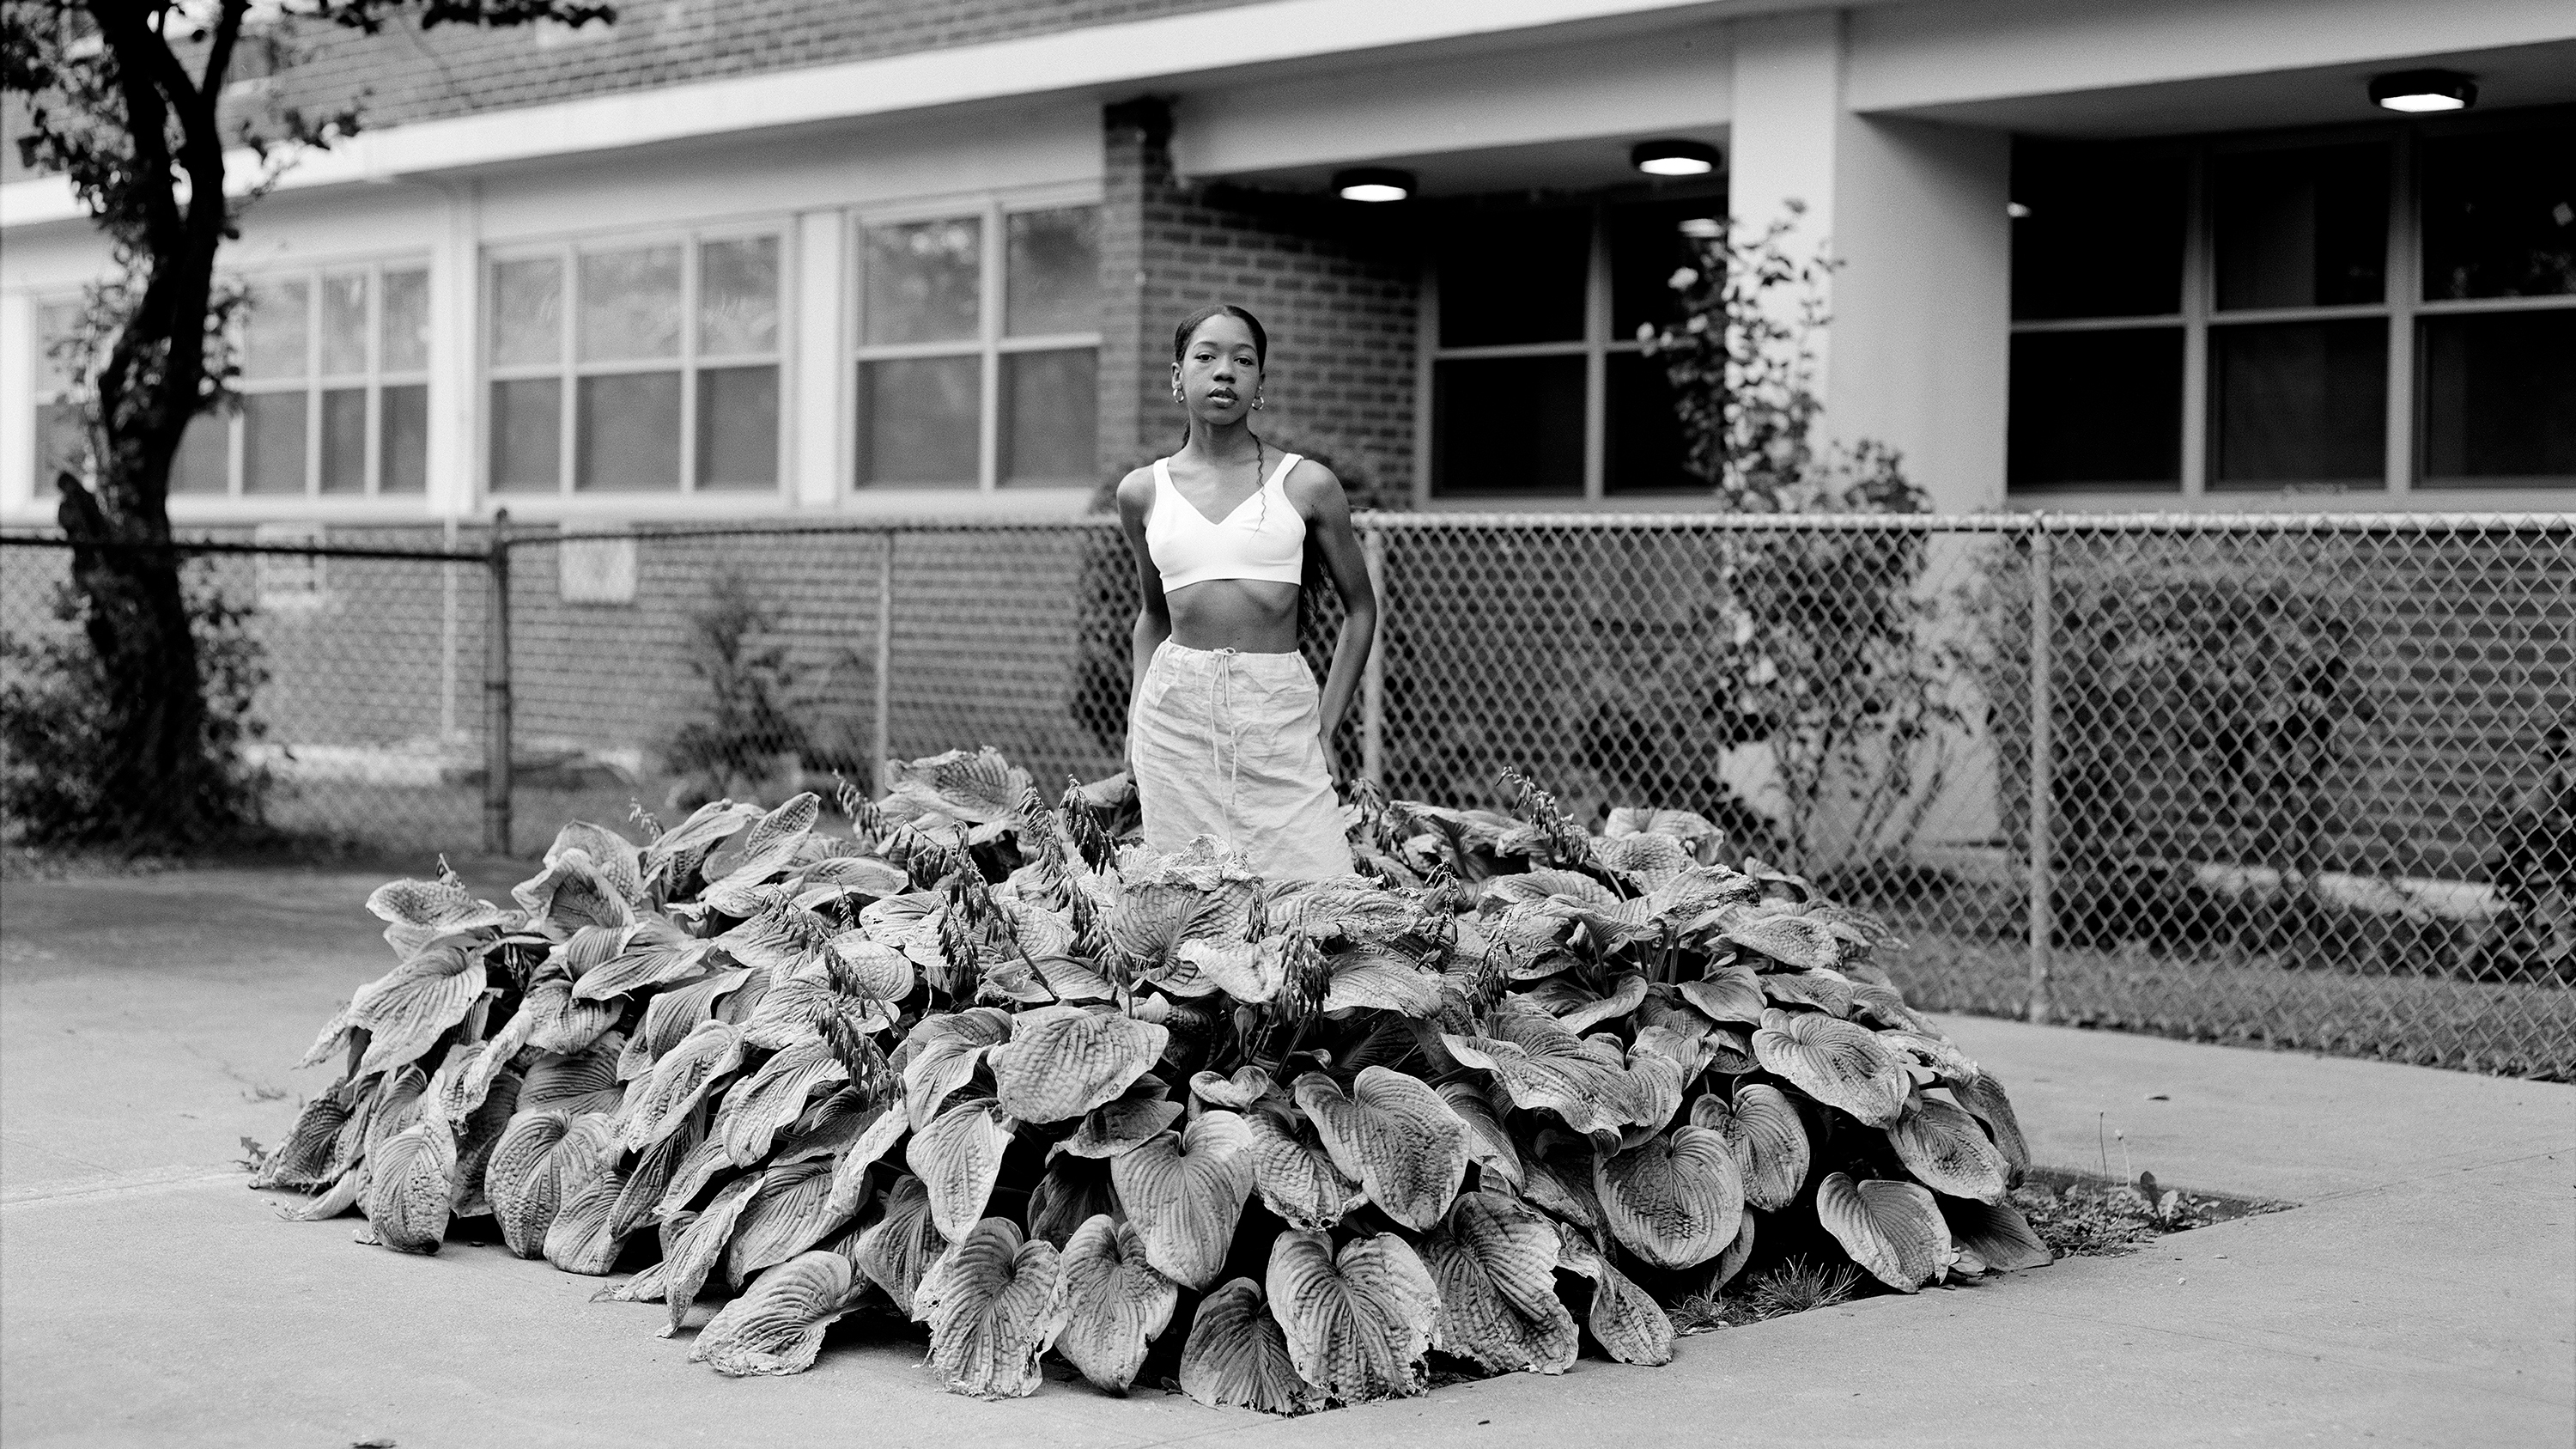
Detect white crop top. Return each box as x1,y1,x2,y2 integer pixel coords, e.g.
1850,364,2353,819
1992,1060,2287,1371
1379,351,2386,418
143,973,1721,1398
1146,453,1307,592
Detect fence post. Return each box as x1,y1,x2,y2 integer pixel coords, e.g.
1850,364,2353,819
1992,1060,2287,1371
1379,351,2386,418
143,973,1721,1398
2026,519,2055,1026
872,529,895,787
482,509,513,858
1362,527,1387,784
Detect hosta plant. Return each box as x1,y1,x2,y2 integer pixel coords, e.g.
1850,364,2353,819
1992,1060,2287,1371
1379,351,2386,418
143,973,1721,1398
258,746,2050,1408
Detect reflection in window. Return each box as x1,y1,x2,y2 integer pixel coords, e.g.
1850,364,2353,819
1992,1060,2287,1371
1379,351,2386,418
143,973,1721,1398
1002,349,1098,487
2213,143,2387,310
1432,355,1585,496
2421,310,2576,485
576,373,683,490
861,356,981,487
2209,319,2386,489
1006,208,1101,338
2008,330,2184,490
2421,122,2576,301
2010,142,2187,320
189,263,434,499
866,217,982,345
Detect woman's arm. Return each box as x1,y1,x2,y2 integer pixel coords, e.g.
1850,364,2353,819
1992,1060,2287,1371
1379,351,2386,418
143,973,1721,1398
1289,460,1377,783
1115,468,1170,775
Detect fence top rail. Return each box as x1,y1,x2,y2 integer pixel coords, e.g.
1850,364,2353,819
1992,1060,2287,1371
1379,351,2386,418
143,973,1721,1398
0,533,486,563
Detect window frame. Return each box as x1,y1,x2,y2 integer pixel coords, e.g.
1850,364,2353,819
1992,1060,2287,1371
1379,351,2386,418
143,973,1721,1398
2007,108,2576,502
848,194,1104,494
480,220,793,500
1418,187,1722,504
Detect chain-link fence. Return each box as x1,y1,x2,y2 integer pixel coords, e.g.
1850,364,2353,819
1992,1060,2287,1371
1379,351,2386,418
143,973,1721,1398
4,512,2569,1078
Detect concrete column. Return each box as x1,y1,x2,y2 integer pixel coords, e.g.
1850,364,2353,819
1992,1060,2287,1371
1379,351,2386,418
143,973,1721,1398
428,180,482,521
0,290,32,518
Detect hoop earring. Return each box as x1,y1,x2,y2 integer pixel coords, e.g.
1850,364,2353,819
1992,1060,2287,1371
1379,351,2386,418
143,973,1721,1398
1171,383,1183,401
1252,396,1265,411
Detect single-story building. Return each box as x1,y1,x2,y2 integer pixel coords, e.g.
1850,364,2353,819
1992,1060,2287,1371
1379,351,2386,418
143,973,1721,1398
3,0,2571,525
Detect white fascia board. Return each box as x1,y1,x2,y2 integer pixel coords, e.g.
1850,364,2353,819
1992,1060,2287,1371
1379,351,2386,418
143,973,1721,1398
1849,0,2576,113
3,0,1777,232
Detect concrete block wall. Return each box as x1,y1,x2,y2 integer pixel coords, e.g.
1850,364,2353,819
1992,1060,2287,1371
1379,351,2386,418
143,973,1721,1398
1099,98,1419,504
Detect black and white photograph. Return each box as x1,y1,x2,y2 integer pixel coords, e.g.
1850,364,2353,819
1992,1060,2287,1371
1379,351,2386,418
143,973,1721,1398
0,1,2570,1444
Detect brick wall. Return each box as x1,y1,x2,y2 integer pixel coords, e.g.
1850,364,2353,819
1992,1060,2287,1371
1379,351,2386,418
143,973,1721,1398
3,0,1261,184
1098,97,1420,502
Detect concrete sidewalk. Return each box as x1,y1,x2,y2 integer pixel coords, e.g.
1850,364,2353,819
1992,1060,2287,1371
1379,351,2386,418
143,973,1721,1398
3,868,2570,1448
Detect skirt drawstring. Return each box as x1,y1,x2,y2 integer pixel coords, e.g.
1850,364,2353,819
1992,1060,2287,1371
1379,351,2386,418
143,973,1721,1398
1209,648,1245,841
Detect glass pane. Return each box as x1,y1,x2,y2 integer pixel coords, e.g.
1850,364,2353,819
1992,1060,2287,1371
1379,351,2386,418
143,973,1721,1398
865,216,982,345
2421,310,2576,486
1438,209,1589,348
696,364,780,490
490,258,563,366
170,409,228,495
2209,318,2387,489
2213,143,2387,311
36,402,88,484
2421,121,2576,301
859,355,981,487
380,268,430,374
241,392,308,494
489,378,561,491
243,277,309,381
319,271,370,376
2010,142,2186,320
1604,352,1696,494
576,371,683,490
1610,199,1722,339
579,246,683,362
2007,329,2184,490
380,384,428,494
698,236,781,358
1005,207,1100,338
1001,348,1097,487
1431,355,1584,496
36,299,83,393
319,387,368,493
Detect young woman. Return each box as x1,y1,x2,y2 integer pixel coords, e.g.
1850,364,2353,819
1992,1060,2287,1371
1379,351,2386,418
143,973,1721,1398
1115,304,1376,880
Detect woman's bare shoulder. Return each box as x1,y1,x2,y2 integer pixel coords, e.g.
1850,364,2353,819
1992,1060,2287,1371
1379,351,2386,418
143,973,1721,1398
1114,465,1159,520
1281,457,1348,514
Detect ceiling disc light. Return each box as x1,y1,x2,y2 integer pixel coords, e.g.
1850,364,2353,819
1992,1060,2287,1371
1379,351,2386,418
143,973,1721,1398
1334,167,1413,203
2369,69,2477,113
1632,139,1721,177
1676,216,1723,239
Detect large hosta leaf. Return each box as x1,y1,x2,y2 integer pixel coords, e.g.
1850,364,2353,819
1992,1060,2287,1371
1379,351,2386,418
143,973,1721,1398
1242,1109,1364,1232
1178,1278,1324,1415
544,821,644,902
1950,1070,2032,1183
612,1107,704,1238
1520,971,1648,1035
886,747,1032,826
1551,1224,1674,1367
544,1162,629,1275
987,1005,1168,1124
622,1020,748,1151
664,1173,763,1336
1111,1111,1255,1289
361,1120,455,1255
1292,1068,1467,1232
1266,1228,1440,1403
824,1105,909,1216
725,1160,853,1286
1752,1008,1908,1128
572,919,715,1002
1593,1125,1743,1270
1817,1172,1950,1292
852,1174,947,1317
1440,1003,1640,1135
1058,1075,1183,1159
1940,1196,2054,1273
1888,1095,2009,1203
921,1217,1062,1399
1718,910,1844,971
620,967,756,1081
1108,871,1256,980
515,971,623,1056
1051,1215,1179,1393
1675,964,1765,1026
690,1251,867,1377
1320,947,1446,1018
908,1095,1012,1241
365,877,513,958
716,1035,849,1166
1589,831,1690,892
513,851,634,935
255,1087,356,1191
1690,1082,1811,1214
640,799,762,894
449,1068,522,1215
902,1008,1014,1129
300,945,487,1076
1420,1191,1577,1374
521,1038,623,1115
1026,1153,1118,1249
487,1109,616,1258
1760,966,1856,1018
1437,1081,1523,1193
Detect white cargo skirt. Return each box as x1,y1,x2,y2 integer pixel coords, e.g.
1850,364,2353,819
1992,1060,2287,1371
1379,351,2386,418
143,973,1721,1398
1130,640,1353,880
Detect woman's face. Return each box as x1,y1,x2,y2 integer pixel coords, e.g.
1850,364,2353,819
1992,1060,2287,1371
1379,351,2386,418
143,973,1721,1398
1174,315,1263,426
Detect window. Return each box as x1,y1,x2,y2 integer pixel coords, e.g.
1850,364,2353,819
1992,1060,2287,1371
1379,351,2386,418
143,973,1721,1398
854,203,1100,490
487,230,783,495
58,262,429,500
1427,197,1706,498
31,298,89,488
2008,112,2576,496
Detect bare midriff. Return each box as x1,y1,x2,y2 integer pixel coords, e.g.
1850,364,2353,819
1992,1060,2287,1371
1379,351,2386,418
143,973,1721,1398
1164,576,1303,654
